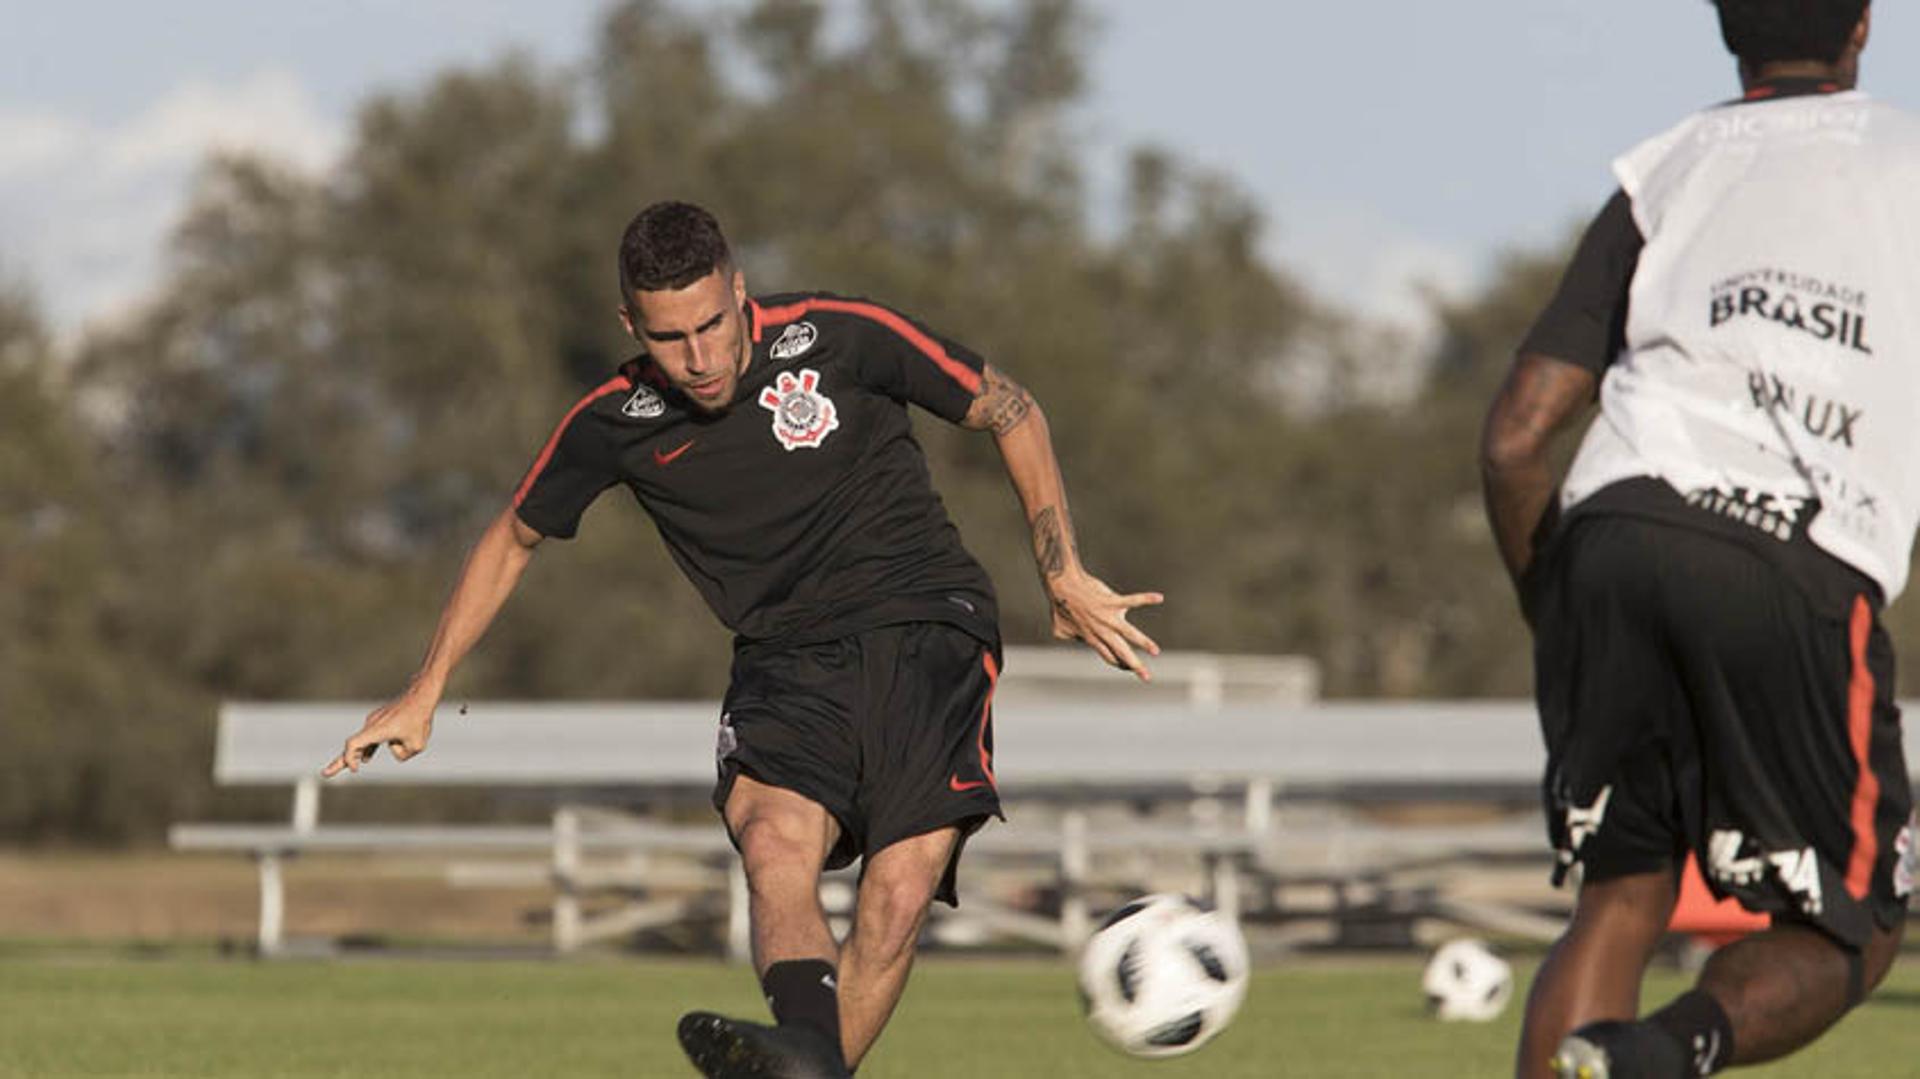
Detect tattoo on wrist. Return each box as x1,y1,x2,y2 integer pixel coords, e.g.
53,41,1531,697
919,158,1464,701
1033,506,1066,577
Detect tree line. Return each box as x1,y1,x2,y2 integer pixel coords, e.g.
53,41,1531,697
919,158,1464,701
13,0,1903,843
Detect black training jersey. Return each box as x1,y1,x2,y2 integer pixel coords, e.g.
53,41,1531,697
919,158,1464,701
512,292,999,647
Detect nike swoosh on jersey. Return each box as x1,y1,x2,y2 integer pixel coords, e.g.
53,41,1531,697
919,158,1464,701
948,775,991,793
653,440,695,466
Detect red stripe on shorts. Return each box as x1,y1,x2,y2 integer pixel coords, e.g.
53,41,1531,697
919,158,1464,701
1844,594,1882,899
976,651,999,790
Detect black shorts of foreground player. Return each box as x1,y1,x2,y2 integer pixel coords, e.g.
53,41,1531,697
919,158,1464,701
322,201,1163,1079
1483,4,1916,1078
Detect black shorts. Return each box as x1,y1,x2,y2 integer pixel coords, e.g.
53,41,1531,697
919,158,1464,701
711,621,1004,906
1531,514,1915,949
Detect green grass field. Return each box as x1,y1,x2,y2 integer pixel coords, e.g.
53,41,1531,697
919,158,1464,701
3,955,1918,1077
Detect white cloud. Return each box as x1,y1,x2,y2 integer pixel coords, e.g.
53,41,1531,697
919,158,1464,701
0,113,84,179
0,71,345,337
1264,201,1485,411
1268,200,1481,337
102,73,342,177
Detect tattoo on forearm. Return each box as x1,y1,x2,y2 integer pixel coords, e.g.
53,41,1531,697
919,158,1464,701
1033,506,1066,577
988,392,1032,436
972,367,1035,435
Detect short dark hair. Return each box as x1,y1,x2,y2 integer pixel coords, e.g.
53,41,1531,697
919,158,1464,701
617,201,732,297
1713,0,1869,65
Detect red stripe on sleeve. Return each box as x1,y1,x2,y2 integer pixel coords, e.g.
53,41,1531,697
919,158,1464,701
754,297,982,394
1844,594,1883,900
750,299,812,344
511,375,632,508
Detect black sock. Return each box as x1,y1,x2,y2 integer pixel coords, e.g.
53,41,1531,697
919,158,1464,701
1648,988,1735,1075
1566,1020,1687,1078
1844,947,1867,1008
761,959,843,1058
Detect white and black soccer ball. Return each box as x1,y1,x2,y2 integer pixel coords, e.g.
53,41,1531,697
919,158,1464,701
1077,893,1249,1058
1421,938,1513,1022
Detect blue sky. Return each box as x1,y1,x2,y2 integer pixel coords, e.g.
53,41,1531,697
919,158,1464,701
3,1,1915,337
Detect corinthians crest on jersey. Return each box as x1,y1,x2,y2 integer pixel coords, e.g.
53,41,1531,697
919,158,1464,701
759,368,839,450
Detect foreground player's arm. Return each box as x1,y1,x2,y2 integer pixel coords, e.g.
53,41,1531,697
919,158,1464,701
1479,353,1596,583
321,509,544,776
963,365,1164,680
1483,189,1638,589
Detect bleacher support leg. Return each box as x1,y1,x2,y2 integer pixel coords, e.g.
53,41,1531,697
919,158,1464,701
1061,809,1090,953
291,777,320,834
1245,777,1274,835
553,807,581,954
1210,853,1240,923
256,852,285,957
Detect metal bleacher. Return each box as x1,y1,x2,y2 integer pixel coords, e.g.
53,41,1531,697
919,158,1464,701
166,648,1689,958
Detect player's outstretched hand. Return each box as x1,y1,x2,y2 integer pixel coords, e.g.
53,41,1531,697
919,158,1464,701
321,690,438,777
1046,570,1163,681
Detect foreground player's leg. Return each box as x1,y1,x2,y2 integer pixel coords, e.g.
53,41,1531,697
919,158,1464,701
1695,918,1902,1065
1518,867,1677,1079
680,775,850,1078
836,826,960,1068
1560,918,1905,1077
727,776,840,969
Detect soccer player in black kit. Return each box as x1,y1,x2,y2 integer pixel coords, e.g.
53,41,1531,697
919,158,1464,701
323,201,1162,1078
1484,4,1914,1077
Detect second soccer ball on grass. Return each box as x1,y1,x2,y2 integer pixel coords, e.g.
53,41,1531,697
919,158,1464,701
1421,938,1513,1022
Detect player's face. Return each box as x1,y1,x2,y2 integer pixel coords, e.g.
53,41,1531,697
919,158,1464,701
623,268,751,413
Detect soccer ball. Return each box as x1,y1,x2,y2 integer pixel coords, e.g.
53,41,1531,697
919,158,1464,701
1421,938,1513,1022
1076,893,1249,1058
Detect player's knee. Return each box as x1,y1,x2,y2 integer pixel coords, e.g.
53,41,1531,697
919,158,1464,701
867,869,937,921
855,873,936,957
735,814,823,883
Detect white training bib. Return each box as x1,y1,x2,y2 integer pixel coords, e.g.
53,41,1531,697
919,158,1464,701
1564,90,1920,600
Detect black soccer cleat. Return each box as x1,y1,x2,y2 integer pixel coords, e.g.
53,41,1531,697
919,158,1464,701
1550,1020,1692,1079
676,1011,851,1079
1549,1030,1614,1079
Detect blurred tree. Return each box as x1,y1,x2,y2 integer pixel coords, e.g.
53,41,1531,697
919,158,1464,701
20,0,1781,842
1290,246,1572,697
0,287,210,841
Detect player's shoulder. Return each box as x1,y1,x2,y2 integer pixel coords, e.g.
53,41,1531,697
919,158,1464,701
1615,108,1708,171
561,356,664,425
751,290,923,337
751,291,936,371
560,361,637,409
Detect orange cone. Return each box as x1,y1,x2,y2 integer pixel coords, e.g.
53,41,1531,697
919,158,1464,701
1667,853,1769,947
